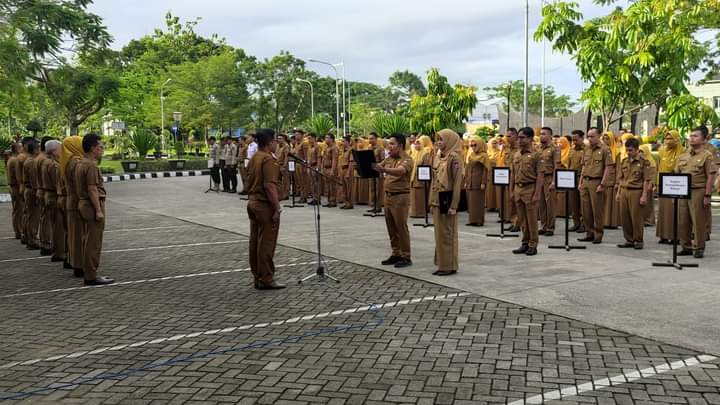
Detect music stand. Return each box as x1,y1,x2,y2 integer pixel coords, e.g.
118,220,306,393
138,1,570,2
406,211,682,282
353,150,384,218
204,159,219,194
284,160,303,208
549,169,585,251
413,165,433,228
652,173,697,270
487,167,518,239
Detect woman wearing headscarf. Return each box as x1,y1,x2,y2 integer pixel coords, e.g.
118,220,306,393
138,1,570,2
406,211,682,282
410,135,433,218
430,129,464,276
464,137,491,226
639,143,657,227
486,137,500,211
353,137,370,205
555,136,572,217
60,136,85,277
655,130,683,243
602,131,622,229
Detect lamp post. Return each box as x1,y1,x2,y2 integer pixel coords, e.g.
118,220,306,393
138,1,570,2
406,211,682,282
308,59,341,137
160,78,172,153
295,78,315,119
540,0,548,127
523,0,529,127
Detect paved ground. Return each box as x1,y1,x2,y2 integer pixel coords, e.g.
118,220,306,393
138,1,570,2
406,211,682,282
0,177,719,404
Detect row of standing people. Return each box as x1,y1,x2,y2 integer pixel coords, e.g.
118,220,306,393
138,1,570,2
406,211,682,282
5,135,113,285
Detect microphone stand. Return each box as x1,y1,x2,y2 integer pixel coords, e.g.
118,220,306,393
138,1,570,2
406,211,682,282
289,153,340,284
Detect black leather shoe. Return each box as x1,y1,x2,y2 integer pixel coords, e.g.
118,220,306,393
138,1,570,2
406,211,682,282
26,244,39,250
578,235,594,242
435,270,456,276
525,247,538,256
575,226,586,234
538,229,547,235
257,281,286,290
39,249,52,256
506,226,520,233
658,239,669,244
544,231,554,236
73,268,84,278
634,242,643,250
617,242,634,248
694,250,704,259
677,249,694,256
15,234,21,240
512,245,529,254
84,276,114,286
568,225,579,232
63,261,73,269
394,258,412,268
381,256,401,265
51,256,64,262
592,238,603,244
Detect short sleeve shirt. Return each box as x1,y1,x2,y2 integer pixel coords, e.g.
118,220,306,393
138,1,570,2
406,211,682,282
620,156,652,188
540,144,560,174
582,144,614,178
676,148,714,189
323,145,338,169
569,147,584,172
7,156,20,187
512,149,542,184
248,150,281,202
76,158,106,200
23,156,36,188
381,153,414,193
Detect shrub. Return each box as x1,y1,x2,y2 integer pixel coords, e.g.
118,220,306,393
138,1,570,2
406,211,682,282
174,141,185,157
130,130,158,158
100,167,115,174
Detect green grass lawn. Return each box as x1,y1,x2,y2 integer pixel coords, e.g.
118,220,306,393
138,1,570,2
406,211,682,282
99,159,124,174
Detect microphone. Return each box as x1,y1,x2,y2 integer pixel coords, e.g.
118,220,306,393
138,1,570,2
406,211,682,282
287,152,307,163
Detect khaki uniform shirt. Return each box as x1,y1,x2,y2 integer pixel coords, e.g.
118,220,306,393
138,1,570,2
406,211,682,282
676,148,714,189
65,158,81,207
569,146,584,172
619,156,652,189
512,148,542,184
338,148,352,178
76,158,106,200
35,154,47,191
582,143,614,179
430,152,463,209
309,144,320,168
7,156,20,190
539,144,560,175
373,145,384,163
465,156,489,190
276,143,289,169
701,143,720,171
322,145,338,171
247,150,281,202
23,156,36,190
41,158,58,194
380,152,414,193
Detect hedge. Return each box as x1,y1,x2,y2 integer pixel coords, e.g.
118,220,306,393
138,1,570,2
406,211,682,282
101,159,208,175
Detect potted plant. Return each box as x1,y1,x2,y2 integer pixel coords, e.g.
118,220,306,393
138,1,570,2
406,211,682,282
169,140,186,170
124,129,157,172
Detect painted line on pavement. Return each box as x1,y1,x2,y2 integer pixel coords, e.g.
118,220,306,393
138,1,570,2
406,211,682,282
0,260,335,299
0,240,246,263
105,225,195,233
0,292,471,370
507,354,719,405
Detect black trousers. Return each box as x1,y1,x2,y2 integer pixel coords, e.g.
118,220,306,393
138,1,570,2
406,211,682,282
219,160,229,190
210,166,221,185
228,165,238,191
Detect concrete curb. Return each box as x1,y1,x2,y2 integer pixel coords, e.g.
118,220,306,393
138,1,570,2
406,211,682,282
103,170,210,183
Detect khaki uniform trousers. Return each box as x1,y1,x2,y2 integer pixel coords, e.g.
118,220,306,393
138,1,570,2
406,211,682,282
46,193,65,259
514,184,539,248
23,189,39,247
67,199,83,269
569,190,582,228
466,188,486,225
384,193,411,259
539,175,556,231
57,196,68,260
79,199,105,280
247,200,279,285
38,190,52,250
323,169,336,203
679,188,708,251
369,177,385,208
432,207,458,272
581,179,604,238
11,188,23,238
341,176,354,207
619,188,644,243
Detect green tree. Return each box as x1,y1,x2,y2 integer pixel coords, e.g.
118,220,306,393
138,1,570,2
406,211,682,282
484,80,575,117
535,0,718,130
388,70,427,108
349,102,382,136
25,118,43,136
407,68,478,135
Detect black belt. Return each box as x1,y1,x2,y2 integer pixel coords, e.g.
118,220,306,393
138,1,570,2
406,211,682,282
583,176,602,180
386,191,409,196
515,182,534,186
623,186,642,190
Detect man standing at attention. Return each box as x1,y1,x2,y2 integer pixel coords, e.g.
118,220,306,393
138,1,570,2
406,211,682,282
568,130,586,233
578,127,614,244
538,127,560,236
6,142,24,240
511,127,544,256
247,129,285,290
373,134,414,268
76,133,114,286
616,137,653,250
322,134,339,208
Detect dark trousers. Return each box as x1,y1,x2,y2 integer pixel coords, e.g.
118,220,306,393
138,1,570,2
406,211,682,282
210,166,221,185
247,200,279,285
228,165,238,191
219,160,230,190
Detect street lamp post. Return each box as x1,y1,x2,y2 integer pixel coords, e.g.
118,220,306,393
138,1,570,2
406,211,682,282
308,59,341,137
295,78,315,119
523,0,529,127
340,60,347,135
540,0,547,127
160,78,172,154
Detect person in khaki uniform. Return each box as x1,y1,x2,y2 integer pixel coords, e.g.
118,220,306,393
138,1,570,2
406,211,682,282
22,138,40,250
76,133,114,286
374,134,414,268
464,136,490,227
246,128,285,290
307,134,322,205
6,143,24,240
700,129,719,239
578,127,615,244
656,130,683,243
37,137,54,255
538,127,560,236
639,144,657,227
676,126,716,259
321,135,339,207
511,127,544,256
62,136,85,277
237,137,249,194
277,134,290,201
568,130,585,232
616,137,653,249
15,140,31,244
430,129,464,276
339,136,354,209
41,140,65,261
501,129,520,231
368,132,385,212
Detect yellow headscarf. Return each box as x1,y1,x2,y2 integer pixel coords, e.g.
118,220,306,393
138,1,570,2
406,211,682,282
410,135,433,183
437,129,462,158
487,136,501,162
60,136,83,180
639,144,656,168
466,136,491,170
603,131,618,160
658,130,683,174
558,136,571,168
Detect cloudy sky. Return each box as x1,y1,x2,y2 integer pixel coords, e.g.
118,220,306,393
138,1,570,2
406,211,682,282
89,0,619,101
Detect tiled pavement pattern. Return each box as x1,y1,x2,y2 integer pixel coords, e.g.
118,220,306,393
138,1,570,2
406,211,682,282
1,203,720,404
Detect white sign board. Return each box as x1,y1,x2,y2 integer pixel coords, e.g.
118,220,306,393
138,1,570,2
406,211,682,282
417,165,431,182
288,160,296,172
659,173,691,199
493,167,510,186
207,159,214,169
555,170,577,191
